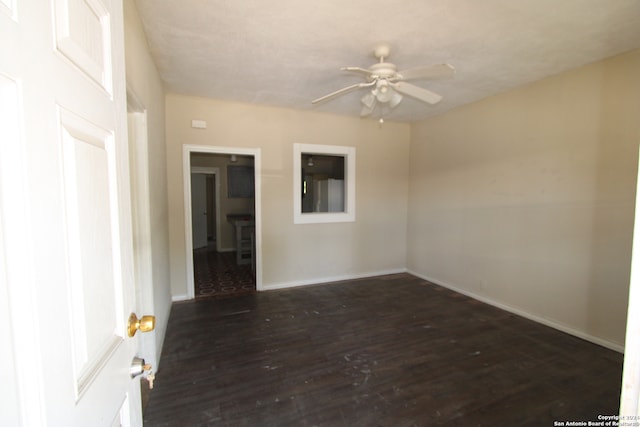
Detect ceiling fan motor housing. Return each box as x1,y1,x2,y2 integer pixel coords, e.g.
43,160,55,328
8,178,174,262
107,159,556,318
367,62,398,81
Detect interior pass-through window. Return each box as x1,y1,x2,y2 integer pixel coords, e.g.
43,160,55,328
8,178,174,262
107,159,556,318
293,143,355,224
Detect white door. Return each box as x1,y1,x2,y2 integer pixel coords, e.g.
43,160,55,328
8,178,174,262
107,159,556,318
0,0,143,425
620,146,640,415
191,173,208,249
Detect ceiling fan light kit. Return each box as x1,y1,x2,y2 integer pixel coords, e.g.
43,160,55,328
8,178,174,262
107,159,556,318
312,43,455,121
389,91,403,109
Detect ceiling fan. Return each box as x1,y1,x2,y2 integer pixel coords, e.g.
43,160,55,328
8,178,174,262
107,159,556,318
312,43,455,118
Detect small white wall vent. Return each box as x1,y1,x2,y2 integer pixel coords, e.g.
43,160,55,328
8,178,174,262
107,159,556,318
191,119,207,129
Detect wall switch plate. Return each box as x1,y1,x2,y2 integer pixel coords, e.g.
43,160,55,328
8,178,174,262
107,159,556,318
191,119,207,129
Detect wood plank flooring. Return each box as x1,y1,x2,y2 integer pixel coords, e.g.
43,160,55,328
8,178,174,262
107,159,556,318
143,274,623,426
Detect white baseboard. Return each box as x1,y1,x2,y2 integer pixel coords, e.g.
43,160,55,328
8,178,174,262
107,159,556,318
262,268,408,291
171,294,190,302
408,270,624,353
170,268,407,299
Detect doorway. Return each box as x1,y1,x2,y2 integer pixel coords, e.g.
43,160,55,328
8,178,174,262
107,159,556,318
183,145,262,299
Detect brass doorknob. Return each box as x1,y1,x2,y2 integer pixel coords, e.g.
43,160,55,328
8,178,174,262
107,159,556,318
127,313,156,337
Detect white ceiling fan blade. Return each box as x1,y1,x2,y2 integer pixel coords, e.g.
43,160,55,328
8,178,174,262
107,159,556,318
341,66,374,77
392,81,443,104
311,81,375,104
397,63,455,81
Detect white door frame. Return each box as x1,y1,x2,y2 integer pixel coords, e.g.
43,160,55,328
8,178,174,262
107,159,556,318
126,88,158,370
183,144,262,299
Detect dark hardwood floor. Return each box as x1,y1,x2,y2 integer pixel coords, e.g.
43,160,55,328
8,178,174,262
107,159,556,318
143,274,623,426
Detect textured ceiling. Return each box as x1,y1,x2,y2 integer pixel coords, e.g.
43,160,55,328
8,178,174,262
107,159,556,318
134,0,640,122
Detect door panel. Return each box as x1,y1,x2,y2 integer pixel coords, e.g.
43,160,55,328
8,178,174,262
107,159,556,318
0,75,21,425
58,107,123,397
0,0,16,20
0,55,46,427
0,209,20,427
53,0,112,92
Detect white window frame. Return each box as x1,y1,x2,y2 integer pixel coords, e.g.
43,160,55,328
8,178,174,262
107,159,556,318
293,143,355,224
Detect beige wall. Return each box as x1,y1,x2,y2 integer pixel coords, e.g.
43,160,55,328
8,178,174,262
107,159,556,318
123,2,171,365
408,50,640,349
166,94,411,297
